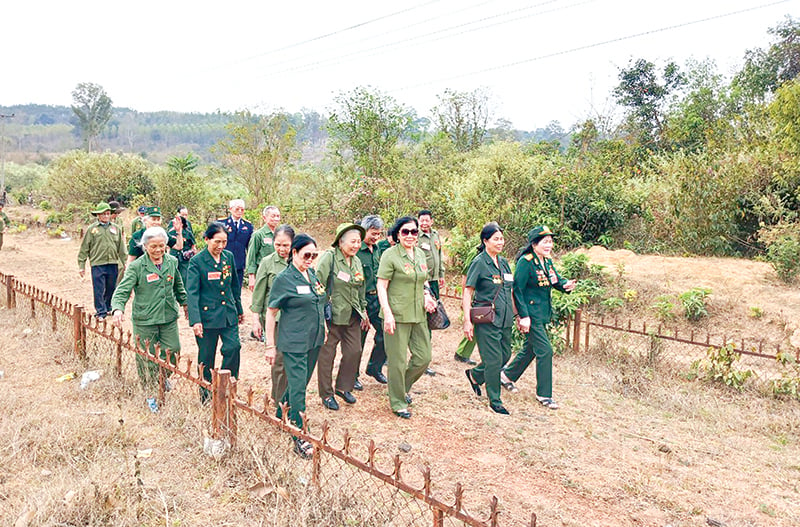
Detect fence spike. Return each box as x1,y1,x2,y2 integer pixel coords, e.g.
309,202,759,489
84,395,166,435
658,323,662,335
279,402,289,424
489,495,500,527
759,341,763,354
530,512,538,527
262,393,270,414
627,319,631,330
343,430,351,456
674,328,678,339
246,387,253,407
453,482,463,512
321,422,330,445
300,411,309,434
690,330,694,341
368,439,376,468
706,332,710,345
186,358,194,376
723,334,727,346
422,465,432,497
393,454,402,481
643,321,647,333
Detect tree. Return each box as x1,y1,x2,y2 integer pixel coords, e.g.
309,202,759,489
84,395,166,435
613,59,685,151
212,110,297,205
71,82,113,152
153,153,211,223
431,88,490,151
733,16,800,102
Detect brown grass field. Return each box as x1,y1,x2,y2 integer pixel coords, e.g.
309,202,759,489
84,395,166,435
1,209,799,526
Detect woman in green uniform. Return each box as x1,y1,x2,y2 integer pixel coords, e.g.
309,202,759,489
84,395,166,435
376,216,437,419
110,227,187,413
168,213,196,285
502,226,576,410
250,224,294,404
316,223,369,410
186,222,244,403
462,223,515,415
264,234,326,458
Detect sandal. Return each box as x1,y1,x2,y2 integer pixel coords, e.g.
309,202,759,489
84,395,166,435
465,370,482,397
500,373,519,393
538,398,559,410
293,438,314,459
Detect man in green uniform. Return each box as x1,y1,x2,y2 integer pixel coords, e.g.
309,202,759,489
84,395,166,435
454,245,479,365
356,215,388,384
177,206,194,236
0,201,11,251
246,205,281,291
127,207,182,263
78,202,127,319
417,210,445,299
131,206,147,236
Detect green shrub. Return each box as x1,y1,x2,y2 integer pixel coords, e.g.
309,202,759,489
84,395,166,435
690,344,753,391
651,295,675,320
749,306,764,319
558,252,590,279
601,297,624,310
771,351,800,400
38,200,51,210
679,287,712,321
766,235,800,282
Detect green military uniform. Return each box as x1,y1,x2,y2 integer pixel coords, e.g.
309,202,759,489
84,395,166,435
78,219,127,318
131,217,145,237
418,228,445,299
0,210,11,251
465,250,515,407
111,253,186,389
376,239,392,254
377,244,432,412
250,251,289,403
246,225,276,277
455,246,480,361
129,228,178,259
505,252,568,398
168,225,196,285
268,264,326,429
316,247,367,401
186,248,243,402
357,240,386,377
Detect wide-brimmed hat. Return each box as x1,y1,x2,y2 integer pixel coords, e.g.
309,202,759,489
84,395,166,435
332,223,366,247
527,225,556,245
145,206,162,218
108,200,124,212
90,202,112,215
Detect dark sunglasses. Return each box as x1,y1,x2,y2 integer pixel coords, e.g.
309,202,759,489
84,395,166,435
400,228,419,236
299,251,319,260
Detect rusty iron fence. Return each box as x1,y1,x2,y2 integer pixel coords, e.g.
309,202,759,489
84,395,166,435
0,271,537,527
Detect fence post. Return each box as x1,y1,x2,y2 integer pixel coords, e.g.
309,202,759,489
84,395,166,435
73,305,86,360
51,306,57,331
572,309,582,353
432,508,444,527
5,275,14,308
30,297,36,318
212,369,237,447
584,312,590,352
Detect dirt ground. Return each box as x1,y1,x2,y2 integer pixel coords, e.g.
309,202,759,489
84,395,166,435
1,211,799,526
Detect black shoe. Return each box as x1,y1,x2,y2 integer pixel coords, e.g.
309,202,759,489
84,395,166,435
293,438,314,459
353,379,363,391
490,403,510,415
335,390,357,404
424,367,436,376
367,370,388,384
322,396,339,411
465,370,482,397
453,353,477,366
393,409,412,419
405,393,413,405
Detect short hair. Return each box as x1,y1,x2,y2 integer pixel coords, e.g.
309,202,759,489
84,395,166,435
274,224,295,241
361,214,384,231
389,216,418,243
229,199,245,209
262,205,279,216
204,222,228,240
417,209,432,219
288,234,317,265
177,205,187,214
141,226,169,247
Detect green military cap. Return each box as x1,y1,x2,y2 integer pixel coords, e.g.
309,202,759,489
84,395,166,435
332,222,366,247
145,206,162,217
527,225,556,244
90,202,112,215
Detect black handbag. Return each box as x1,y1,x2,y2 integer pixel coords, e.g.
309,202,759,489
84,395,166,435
427,299,450,330
323,252,334,322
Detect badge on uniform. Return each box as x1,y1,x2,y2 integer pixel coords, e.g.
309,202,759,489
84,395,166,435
420,263,428,273
503,273,513,281
548,270,558,285
109,227,117,235
91,228,99,235
421,243,431,251
403,262,413,274
146,273,160,283
265,238,273,244
336,270,351,282
296,285,311,294
208,271,221,280
492,275,502,285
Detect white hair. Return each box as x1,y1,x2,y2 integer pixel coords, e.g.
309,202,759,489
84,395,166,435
229,199,245,209
141,226,169,247
262,205,279,216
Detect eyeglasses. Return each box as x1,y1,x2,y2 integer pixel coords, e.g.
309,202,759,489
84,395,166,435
299,251,319,261
400,228,419,236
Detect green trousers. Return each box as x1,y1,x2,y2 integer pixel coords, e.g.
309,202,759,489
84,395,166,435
196,325,241,403
280,347,320,430
133,319,181,390
384,321,431,411
455,336,477,359
470,324,512,406
503,321,552,398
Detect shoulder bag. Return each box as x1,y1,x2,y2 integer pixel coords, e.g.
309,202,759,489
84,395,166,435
427,298,451,330
469,283,502,324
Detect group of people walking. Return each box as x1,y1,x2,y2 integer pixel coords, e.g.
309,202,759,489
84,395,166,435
78,198,575,459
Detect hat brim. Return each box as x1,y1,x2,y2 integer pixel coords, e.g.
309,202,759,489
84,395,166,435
91,209,111,215
332,224,366,247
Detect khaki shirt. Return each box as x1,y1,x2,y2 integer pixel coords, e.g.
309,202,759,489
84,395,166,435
250,252,288,315
466,250,514,328
246,225,276,275
110,253,187,325
268,264,326,352
78,221,127,268
316,248,367,325
418,229,445,280
376,244,428,324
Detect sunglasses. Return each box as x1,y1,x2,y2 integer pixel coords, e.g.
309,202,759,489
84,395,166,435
400,228,419,236
299,251,319,261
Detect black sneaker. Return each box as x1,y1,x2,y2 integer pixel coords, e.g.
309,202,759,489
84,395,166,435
453,353,477,366
353,379,364,391
367,370,388,384
335,390,357,404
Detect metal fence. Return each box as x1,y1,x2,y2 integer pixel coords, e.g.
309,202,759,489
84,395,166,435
0,271,536,527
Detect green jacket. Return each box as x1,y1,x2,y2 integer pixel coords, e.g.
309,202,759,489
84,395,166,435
316,248,367,325
513,252,568,322
356,241,383,293
110,253,187,325
168,225,196,264
0,211,10,232
466,250,514,329
186,249,243,328
250,252,288,315
130,217,144,236
78,221,127,269
418,229,445,280
268,264,326,353
376,244,428,324
245,225,275,275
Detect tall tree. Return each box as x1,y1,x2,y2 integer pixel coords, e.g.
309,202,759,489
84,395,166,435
431,88,490,151
733,16,800,102
71,82,113,152
212,111,297,205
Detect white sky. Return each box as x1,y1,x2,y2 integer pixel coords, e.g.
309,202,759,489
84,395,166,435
1,0,795,130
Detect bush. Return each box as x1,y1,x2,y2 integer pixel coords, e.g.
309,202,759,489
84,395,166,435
651,295,675,320
39,200,51,210
678,287,712,321
690,344,753,391
765,235,800,282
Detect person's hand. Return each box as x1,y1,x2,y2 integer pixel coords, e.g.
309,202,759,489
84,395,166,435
383,312,396,335
564,279,577,292
78,269,85,278
265,345,276,365
360,312,371,331
248,274,255,292
192,323,204,338
252,314,263,340
111,310,124,328
238,314,245,324
424,294,437,313
173,215,182,233
517,316,531,334
463,319,474,341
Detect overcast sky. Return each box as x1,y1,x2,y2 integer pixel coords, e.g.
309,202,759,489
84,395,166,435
1,0,795,130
